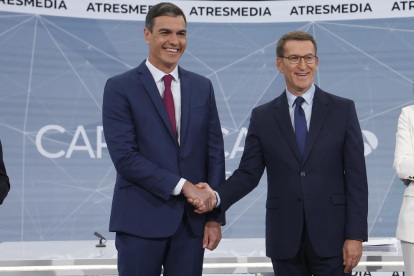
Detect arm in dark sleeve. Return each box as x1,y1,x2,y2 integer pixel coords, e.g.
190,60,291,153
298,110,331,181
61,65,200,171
102,78,180,201
343,101,369,241
204,81,226,224
0,139,10,205
215,109,266,212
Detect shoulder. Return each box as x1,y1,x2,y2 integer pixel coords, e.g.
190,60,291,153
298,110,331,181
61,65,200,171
109,67,140,83
104,67,141,100
105,67,142,95
179,67,211,85
397,105,414,124
250,98,279,122
318,88,354,106
401,105,414,116
316,88,358,117
253,100,275,114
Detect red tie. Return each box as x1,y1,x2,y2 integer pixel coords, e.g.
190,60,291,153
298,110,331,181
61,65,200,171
163,75,177,138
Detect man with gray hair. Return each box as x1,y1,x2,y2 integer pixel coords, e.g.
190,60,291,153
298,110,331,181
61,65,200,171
192,30,368,275
103,2,225,275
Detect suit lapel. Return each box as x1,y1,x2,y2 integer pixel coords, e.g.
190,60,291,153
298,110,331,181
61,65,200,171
137,61,179,148
178,66,190,147
273,92,302,162
302,86,329,164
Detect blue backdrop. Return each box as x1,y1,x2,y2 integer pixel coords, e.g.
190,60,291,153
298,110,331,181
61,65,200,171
0,11,413,241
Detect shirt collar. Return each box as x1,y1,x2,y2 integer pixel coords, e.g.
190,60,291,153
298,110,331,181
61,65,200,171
286,84,315,107
145,59,179,83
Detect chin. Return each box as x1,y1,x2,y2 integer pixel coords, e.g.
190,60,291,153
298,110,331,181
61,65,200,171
295,84,309,90
164,57,180,65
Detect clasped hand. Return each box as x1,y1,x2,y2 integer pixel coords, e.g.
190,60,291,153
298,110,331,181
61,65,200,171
181,181,216,214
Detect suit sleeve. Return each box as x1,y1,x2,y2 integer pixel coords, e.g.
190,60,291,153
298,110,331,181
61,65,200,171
102,77,180,201
204,81,226,224
0,139,10,205
215,109,266,212
343,101,368,241
393,108,414,179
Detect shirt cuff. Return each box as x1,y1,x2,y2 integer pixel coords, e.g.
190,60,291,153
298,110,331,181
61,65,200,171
214,191,221,207
171,178,186,195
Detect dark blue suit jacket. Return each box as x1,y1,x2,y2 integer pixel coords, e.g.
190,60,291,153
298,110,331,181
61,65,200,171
215,86,368,259
103,61,225,238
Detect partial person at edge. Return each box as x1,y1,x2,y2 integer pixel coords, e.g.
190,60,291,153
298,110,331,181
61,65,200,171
0,139,10,204
394,105,414,276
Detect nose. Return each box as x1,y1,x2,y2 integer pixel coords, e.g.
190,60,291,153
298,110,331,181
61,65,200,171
298,57,307,69
169,33,179,45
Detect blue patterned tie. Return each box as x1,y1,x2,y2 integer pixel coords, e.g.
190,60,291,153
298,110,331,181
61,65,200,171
294,97,307,157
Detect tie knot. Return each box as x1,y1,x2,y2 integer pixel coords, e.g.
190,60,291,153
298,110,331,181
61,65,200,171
294,97,305,107
163,74,173,86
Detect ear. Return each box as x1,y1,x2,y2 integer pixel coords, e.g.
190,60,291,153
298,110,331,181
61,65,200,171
314,55,319,68
143,27,151,45
276,57,284,73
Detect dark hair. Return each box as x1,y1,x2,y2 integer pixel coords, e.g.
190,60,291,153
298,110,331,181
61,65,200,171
276,31,317,57
145,2,187,32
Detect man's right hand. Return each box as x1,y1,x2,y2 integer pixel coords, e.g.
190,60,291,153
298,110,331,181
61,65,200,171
181,181,217,213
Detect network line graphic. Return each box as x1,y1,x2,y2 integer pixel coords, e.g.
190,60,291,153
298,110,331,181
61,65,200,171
0,11,413,241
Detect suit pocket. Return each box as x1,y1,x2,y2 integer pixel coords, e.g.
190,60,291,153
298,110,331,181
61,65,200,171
266,198,279,209
331,194,346,205
192,104,208,113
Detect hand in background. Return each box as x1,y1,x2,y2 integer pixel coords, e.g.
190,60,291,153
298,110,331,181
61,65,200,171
182,181,217,213
203,221,222,250
342,239,362,273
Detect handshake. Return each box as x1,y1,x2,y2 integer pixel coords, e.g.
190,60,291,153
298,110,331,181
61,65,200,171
181,181,217,214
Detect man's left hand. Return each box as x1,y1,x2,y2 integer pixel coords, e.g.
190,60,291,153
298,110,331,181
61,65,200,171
203,221,222,250
342,239,362,273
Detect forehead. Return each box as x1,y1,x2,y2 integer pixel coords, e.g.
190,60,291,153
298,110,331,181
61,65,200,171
284,40,315,55
153,15,186,30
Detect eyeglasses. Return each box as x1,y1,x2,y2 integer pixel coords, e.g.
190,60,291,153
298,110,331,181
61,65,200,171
279,55,316,64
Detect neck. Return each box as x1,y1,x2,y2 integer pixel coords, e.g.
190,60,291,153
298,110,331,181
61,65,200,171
286,84,313,97
148,57,177,74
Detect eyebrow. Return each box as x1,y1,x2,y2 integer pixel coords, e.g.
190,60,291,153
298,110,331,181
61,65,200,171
158,28,187,34
290,53,314,56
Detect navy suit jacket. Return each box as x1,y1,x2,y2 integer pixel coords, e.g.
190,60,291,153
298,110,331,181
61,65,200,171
103,61,225,238
215,86,368,259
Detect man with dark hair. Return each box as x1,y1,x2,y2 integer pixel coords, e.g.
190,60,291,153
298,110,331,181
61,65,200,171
192,30,368,275
145,2,186,32
0,139,10,204
103,2,225,276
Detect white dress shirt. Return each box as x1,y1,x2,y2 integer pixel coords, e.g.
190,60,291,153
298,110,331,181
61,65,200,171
145,59,186,196
286,84,315,131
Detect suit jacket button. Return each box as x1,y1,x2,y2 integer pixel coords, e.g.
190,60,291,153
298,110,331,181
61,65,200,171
300,172,306,176
179,158,184,163
297,198,302,202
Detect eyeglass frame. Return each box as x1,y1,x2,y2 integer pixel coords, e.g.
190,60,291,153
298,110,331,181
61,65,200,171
278,55,317,64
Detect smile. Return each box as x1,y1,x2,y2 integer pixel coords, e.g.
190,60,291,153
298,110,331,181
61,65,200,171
165,48,178,53
296,73,308,77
